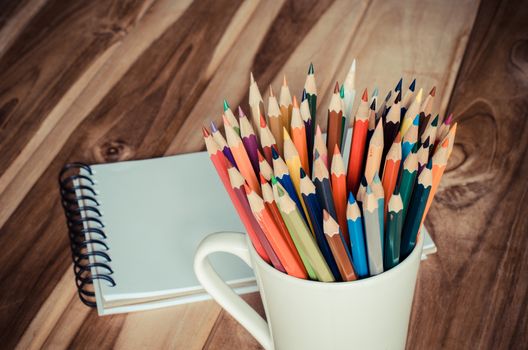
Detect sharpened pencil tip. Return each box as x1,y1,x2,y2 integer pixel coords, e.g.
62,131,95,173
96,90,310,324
271,175,278,185
339,84,344,98
243,183,251,195
210,121,218,133
333,144,340,155
302,89,307,101
223,99,230,111
444,113,453,125
250,72,255,84
257,151,264,162
348,192,356,203
292,95,299,108
395,78,402,92
395,91,402,104
202,126,209,137
308,62,314,74
409,79,416,92
300,167,306,178
271,147,279,159
238,106,246,118
283,75,288,86
372,87,379,97
323,209,329,221
222,114,231,126
413,114,420,125
430,86,436,97
431,114,439,126
260,114,267,127
369,99,376,110
259,172,267,184
394,132,402,142
362,88,368,101
269,85,274,97
334,81,340,93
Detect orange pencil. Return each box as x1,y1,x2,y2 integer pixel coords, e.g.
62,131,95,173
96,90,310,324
228,165,283,270
291,96,309,174
259,114,277,165
346,88,369,194
246,184,308,279
280,75,293,133
381,133,402,220
326,82,343,164
259,175,308,278
268,86,284,156
203,128,269,262
364,119,384,183
224,115,261,195
330,145,349,246
257,150,274,181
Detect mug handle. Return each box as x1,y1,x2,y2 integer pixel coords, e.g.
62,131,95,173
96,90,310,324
194,232,273,350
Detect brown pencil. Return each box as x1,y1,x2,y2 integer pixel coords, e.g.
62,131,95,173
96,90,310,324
322,210,357,281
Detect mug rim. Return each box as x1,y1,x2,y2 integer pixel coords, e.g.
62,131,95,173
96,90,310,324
247,231,424,288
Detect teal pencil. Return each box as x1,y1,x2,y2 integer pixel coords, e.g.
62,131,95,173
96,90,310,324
399,150,418,222
363,185,384,275
346,192,369,278
384,188,404,270
400,162,432,259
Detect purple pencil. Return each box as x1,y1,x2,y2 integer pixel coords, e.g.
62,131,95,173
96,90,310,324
210,121,237,168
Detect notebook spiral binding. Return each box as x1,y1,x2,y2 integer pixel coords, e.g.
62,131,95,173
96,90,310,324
59,163,115,307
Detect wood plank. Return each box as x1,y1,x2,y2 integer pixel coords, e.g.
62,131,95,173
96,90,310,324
408,0,528,348
0,0,156,227
0,0,244,347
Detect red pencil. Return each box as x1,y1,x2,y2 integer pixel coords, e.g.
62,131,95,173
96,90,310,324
346,88,369,194
330,145,349,246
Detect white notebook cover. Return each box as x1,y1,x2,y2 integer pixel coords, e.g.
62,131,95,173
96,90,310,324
77,128,436,315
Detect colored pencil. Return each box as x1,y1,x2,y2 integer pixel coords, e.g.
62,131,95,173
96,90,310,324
401,88,422,135
401,114,419,161
273,179,334,282
436,113,453,148
261,175,309,276
313,124,328,169
300,168,341,280
399,149,418,222
271,147,305,219
356,176,368,207
420,137,450,225
363,185,384,276
259,114,277,165
341,59,357,153
327,82,344,160
400,162,432,258
304,63,317,138
364,119,384,183
347,192,369,278
346,88,369,193
210,120,237,168
280,75,293,133
365,99,377,150
421,114,439,154
268,86,284,156
204,127,269,262
239,107,260,176
339,85,347,147
372,173,385,251
257,150,273,181
382,92,401,168
401,79,416,114
394,78,403,95
421,86,436,117
249,72,265,134
246,184,307,279
417,137,431,173
384,189,404,270
378,90,392,120
224,115,260,194
227,164,282,269
323,210,357,281
291,96,310,174
381,133,401,218
330,145,349,246
300,90,314,172
313,154,338,220
223,99,240,135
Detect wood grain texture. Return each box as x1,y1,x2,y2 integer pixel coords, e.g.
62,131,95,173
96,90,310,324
408,0,528,349
2,0,524,349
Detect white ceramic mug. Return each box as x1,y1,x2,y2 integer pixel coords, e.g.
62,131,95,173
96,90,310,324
194,231,423,350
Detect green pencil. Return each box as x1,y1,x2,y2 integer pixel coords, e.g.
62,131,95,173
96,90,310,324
384,189,404,270
400,162,432,259
273,178,334,282
399,149,418,222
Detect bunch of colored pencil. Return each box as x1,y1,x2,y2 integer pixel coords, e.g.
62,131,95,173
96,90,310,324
202,61,457,282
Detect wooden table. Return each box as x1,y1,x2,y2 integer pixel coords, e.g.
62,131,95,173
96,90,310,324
1,0,526,348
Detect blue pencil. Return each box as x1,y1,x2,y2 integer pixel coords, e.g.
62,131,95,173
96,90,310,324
346,192,369,278
271,147,306,220
300,168,342,281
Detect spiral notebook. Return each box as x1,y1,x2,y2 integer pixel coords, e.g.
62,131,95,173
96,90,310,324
59,130,437,316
